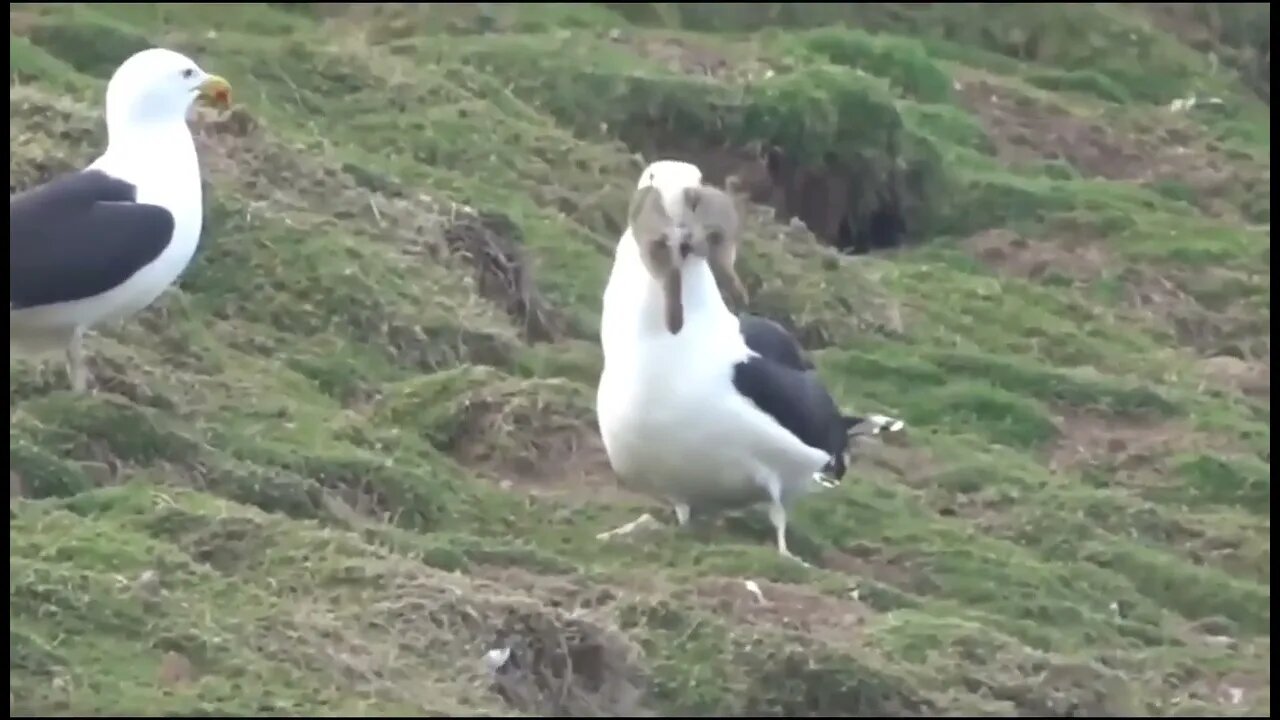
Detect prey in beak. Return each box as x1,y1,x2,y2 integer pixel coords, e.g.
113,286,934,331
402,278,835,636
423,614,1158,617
628,185,708,335
682,183,747,310
196,74,233,109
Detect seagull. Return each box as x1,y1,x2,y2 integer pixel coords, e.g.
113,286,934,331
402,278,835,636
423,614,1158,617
10,47,232,393
595,160,904,562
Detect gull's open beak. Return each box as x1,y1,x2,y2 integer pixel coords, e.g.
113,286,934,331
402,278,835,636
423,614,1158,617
197,74,232,108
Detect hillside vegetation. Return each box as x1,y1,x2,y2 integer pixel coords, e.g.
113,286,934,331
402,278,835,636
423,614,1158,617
9,3,1270,716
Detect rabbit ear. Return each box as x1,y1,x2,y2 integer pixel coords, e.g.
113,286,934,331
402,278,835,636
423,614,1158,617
686,184,748,308
627,185,685,335
628,185,670,239
685,185,742,251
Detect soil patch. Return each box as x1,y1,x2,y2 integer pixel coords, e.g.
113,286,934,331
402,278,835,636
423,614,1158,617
615,32,735,79
963,228,1270,363
964,228,1110,282
441,381,620,500
957,78,1147,181
955,75,1262,219
471,422,616,499
486,604,649,716
1119,266,1270,362
296,563,651,716
689,576,875,639
1196,355,1269,399
1139,3,1270,104
443,210,566,344
1050,411,1210,475
822,546,940,597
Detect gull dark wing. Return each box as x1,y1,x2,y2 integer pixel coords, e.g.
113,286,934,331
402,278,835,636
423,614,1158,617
731,353,847,471
738,313,813,370
10,169,175,309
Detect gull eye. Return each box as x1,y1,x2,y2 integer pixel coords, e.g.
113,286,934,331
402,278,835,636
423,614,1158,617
707,230,724,245
181,68,196,80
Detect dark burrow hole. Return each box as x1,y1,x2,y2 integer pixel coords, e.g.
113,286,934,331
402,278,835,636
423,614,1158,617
618,118,914,256
443,210,567,344
487,609,649,716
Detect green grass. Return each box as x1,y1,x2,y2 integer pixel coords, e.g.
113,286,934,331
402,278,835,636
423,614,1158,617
9,2,1270,716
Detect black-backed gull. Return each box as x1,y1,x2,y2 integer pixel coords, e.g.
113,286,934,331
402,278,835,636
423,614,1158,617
595,160,904,562
10,47,232,392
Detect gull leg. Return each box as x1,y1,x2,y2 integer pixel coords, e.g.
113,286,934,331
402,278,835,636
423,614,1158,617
765,481,811,567
66,327,88,394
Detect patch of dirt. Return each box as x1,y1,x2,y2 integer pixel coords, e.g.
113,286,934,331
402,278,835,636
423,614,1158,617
955,76,1259,218
443,211,566,344
613,32,736,79
957,78,1145,181
247,559,653,716
607,26,782,87
1157,623,1270,712
413,571,643,716
1049,410,1238,475
486,605,649,717
862,443,1003,523
1119,265,1271,362
1196,355,1270,399
467,569,899,716
858,443,1047,534
443,382,620,500
157,651,197,686
964,228,1110,282
478,569,879,677
79,349,180,411
191,104,430,234
8,8,39,37
1139,3,1270,104
482,427,616,500
688,577,874,638
472,567,622,614
962,227,1271,364
821,545,940,597
8,88,102,191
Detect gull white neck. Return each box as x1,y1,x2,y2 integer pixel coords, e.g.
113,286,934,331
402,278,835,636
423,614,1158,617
93,118,201,209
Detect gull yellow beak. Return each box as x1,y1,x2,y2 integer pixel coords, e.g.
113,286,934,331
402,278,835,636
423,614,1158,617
197,74,232,108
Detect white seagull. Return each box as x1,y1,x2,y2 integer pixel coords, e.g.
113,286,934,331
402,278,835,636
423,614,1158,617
10,47,232,393
595,160,904,562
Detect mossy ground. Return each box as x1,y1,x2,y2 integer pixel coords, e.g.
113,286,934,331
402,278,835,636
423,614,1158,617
9,3,1270,716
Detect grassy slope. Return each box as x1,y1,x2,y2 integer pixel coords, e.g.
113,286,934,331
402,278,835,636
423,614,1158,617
8,3,1270,716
